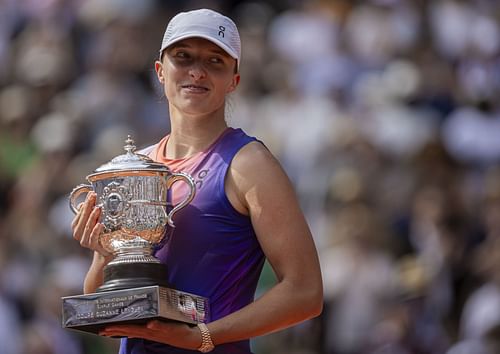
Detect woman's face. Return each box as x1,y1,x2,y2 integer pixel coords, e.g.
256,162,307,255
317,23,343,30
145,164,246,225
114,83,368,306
155,37,240,117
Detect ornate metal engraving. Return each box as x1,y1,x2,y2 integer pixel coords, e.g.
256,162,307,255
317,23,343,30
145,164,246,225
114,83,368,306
100,181,131,230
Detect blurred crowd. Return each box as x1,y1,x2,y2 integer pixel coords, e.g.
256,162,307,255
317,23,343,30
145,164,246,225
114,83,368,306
1,0,500,353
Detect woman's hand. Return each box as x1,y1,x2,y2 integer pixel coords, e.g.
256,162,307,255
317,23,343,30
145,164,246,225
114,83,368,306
71,192,111,257
99,320,202,350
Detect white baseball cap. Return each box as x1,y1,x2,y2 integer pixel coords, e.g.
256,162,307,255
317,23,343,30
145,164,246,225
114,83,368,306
159,9,241,69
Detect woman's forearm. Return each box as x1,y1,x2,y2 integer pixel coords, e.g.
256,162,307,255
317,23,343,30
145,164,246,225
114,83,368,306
83,251,112,294
207,277,323,345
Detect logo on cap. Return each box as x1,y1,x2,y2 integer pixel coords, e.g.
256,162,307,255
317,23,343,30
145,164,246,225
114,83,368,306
218,25,226,38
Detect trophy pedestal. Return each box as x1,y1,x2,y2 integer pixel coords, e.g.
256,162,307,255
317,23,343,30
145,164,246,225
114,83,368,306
97,262,169,292
61,285,209,335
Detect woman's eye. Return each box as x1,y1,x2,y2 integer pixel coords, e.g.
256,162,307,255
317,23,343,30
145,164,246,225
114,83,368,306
175,52,189,59
209,57,223,64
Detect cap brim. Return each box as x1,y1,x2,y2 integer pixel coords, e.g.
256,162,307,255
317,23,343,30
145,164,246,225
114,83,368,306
160,33,239,60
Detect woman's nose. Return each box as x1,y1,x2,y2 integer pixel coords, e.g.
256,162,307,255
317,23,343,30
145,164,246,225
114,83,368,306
188,62,206,80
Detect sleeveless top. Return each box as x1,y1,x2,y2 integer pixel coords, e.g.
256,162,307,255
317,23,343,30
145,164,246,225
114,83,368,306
120,128,265,354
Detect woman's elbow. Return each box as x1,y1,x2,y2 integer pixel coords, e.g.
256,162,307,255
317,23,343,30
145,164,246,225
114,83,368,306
299,281,323,320
309,286,324,318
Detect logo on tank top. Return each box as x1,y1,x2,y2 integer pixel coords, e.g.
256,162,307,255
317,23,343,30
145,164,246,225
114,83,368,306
195,169,210,189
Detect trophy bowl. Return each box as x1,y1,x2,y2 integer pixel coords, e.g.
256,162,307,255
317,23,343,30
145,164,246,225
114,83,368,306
69,135,195,291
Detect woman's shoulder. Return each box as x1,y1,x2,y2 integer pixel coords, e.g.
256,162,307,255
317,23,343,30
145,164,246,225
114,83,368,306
231,140,286,186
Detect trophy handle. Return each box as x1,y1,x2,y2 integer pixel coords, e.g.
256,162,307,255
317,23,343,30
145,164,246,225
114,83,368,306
166,172,196,227
69,184,93,214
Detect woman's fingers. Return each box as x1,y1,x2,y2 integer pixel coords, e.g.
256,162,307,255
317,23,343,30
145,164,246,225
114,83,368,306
70,192,110,257
90,223,110,256
80,206,101,247
71,208,81,231
72,192,96,241
71,202,86,229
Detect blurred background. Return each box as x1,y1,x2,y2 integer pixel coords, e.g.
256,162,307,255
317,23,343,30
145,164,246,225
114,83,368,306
1,0,500,353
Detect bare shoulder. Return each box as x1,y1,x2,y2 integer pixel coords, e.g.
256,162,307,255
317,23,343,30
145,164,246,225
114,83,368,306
225,140,296,215
230,141,290,190
234,140,280,165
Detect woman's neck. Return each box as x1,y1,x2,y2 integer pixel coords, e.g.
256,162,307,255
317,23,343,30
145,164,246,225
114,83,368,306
166,106,228,159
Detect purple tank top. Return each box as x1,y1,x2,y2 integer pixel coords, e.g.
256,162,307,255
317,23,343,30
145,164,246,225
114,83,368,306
120,128,264,354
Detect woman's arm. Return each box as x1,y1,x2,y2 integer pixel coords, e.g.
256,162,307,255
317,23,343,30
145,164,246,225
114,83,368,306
83,251,113,293
207,141,323,343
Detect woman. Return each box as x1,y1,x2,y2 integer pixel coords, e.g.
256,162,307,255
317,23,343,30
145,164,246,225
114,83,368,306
72,8,323,354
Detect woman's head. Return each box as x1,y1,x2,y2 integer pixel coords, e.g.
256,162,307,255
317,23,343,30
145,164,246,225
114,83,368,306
155,9,241,117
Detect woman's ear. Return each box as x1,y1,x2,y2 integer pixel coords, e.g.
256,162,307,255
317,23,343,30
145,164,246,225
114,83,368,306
227,73,241,93
155,61,165,84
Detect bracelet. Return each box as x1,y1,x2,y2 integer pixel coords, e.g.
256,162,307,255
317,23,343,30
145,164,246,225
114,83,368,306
197,323,215,353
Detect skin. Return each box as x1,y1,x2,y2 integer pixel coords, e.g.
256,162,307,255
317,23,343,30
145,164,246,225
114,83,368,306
72,37,323,350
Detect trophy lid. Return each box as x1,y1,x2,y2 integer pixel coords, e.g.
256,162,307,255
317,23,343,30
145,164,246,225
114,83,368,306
90,135,170,176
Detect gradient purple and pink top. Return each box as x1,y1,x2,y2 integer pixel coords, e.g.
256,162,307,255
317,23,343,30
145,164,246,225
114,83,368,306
120,128,265,354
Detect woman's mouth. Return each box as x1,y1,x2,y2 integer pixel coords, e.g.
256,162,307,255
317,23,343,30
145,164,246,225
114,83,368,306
181,84,209,93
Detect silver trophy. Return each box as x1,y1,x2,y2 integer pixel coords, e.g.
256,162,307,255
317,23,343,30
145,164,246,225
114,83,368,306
61,136,209,335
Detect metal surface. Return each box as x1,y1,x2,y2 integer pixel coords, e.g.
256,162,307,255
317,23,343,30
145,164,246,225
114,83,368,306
62,286,209,334
68,135,196,264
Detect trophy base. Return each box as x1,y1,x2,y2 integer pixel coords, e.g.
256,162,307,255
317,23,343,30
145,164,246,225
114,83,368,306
61,285,209,335
97,262,169,292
